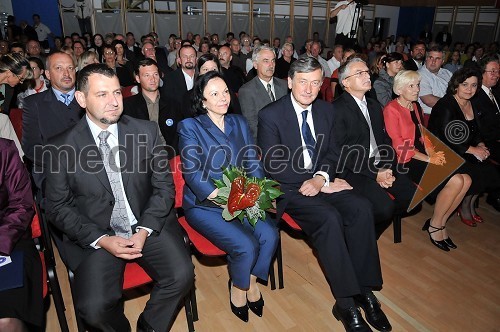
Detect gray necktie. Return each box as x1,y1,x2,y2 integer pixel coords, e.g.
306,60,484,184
360,100,380,164
489,89,500,114
267,83,275,102
98,131,132,238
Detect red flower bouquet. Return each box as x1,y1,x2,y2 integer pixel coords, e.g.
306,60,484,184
212,166,283,226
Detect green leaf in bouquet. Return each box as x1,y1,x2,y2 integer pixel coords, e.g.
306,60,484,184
248,215,258,227
237,212,245,222
218,186,230,198
222,174,231,188
213,178,225,189
222,207,233,221
212,196,227,205
267,187,283,200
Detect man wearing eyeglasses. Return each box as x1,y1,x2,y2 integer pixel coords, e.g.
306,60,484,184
22,51,85,193
333,57,415,239
258,57,390,332
471,55,500,211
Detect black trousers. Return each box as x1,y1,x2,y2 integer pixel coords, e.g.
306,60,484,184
344,169,415,237
283,190,382,299
73,223,194,332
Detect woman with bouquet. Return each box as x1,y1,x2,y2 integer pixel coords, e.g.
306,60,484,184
177,71,279,323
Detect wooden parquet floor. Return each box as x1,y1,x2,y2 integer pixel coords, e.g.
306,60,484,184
45,199,500,332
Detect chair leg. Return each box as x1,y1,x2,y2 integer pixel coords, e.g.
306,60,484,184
67,270,87,332
393,214,402,243
184,293,195,332
46,266,70,332
269,255,276,290
190,282,198,322
276,233,284,289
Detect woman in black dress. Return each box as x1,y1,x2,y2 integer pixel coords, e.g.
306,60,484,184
428,67,500,227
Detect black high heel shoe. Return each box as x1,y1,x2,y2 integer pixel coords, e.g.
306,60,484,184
422,219,450,251
247,293,264,317
442,226,457,249
228,280,249,322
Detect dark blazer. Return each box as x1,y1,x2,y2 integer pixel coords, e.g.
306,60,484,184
181,88,242,119
239,76,288,141
123,92,182,157
471,88,500,142
155,48,172,77
274,57,295,80
428,93,482,156
0,138,34,255
160,68,189,106
178,114,262,209
403,58,419,71
125,45,142,64
258,94,340,219
332,92,396,180
21,89,84,189
45,115,175,271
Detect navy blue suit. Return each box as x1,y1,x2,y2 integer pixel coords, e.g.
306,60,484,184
258,94,382,298
177,114,278,288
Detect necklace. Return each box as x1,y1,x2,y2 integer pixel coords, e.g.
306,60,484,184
453,95,473,120
396,98,412,110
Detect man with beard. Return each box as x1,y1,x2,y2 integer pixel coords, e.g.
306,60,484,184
239,45,288,141
22,51,84,192
404,41,426,71
123,58,182,158
44,63,193,332
161,45,197,107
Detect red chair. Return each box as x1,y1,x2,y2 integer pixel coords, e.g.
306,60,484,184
121,85,138,98
320,77,334,102
32,202,70,332
9,108,23,140
169,156,279,289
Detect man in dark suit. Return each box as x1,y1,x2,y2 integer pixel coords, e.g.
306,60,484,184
403,41,426,71
123,58,181,158
141,40,171,78
258,57,391,332
333,57,415,237
239,45,288,141
161,45,197,107
45,64,194,332
435,26,452,47
471,55,500,210
125,32,143,64
22,51,84,191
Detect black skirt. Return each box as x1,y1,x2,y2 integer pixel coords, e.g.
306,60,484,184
0,239,43,327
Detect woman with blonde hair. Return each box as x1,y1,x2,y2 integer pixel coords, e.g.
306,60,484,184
384,70,472,251
77,50,99,71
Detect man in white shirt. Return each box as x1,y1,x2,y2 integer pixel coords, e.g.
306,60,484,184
310,41,332,78
330,0,361,48
32,14,54,50
327,45,343,74
418,45,453,116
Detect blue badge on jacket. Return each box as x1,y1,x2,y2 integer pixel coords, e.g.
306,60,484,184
166,119,174,126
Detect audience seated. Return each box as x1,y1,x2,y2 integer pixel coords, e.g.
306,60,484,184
373,52,403,107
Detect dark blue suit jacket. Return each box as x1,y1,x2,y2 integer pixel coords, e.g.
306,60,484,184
177,114,263,210
257,94,340,219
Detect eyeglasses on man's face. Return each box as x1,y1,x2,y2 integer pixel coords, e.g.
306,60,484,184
344,70,370,80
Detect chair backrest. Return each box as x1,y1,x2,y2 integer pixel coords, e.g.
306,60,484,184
320,77,333,102
9,108,23,140
121,85,138,98
169,155,184,209
31,206,42,239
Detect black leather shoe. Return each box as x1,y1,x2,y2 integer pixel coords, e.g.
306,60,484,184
137,313,155,332
228,280,249,322
354,292,392,332
486,195,500,212
332,304,372,332
247,293,264,317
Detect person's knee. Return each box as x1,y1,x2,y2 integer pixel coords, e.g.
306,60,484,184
168,260,195,295
77,297,116,327
259,223,279,251
0,318,25,331
230,236,259,266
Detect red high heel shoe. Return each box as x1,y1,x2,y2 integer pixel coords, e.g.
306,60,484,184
472,213,484,223
457,208,477,227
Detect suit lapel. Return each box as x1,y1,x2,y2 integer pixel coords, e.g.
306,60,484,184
117,117,135,190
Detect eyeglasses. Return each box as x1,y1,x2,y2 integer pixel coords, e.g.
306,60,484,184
14,72,25,84
343,70,370,80
485,70,499,74
104,51,115,55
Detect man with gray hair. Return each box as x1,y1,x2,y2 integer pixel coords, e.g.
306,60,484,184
258,57,389,332
239,45,288,140
333,57,414,240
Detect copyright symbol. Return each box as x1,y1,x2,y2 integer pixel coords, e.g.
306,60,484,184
445,120,469,144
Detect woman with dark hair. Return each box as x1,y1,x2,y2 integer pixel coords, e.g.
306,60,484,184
17,57,48,108
0,138,43,331
428,67,500,227
181,54,241,118
444,50,463,74
373,52,403,106
384,70,471,251
90,33,104,62
178,71,278,323
0,53,32,88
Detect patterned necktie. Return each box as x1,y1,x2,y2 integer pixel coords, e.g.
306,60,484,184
98,131,132,238
360,100,380,163
61,94,70,106
267,83,275,102
301,110,316,162
489,89,500,114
